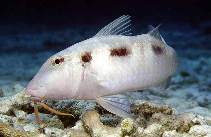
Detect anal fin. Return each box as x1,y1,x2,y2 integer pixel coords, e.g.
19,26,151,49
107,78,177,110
149,77,171,91
96,94,132,118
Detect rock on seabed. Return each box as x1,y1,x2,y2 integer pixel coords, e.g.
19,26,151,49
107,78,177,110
0,91,211,137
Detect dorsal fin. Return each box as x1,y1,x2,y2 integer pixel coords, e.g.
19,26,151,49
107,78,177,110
95,15,132,37
148,24,167,44
148,25,155,31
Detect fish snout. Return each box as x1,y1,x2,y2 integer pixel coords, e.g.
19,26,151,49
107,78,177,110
26,81,46,100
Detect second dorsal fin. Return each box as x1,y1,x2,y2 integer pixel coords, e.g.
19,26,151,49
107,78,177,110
148,24,167,44
95,15,132,37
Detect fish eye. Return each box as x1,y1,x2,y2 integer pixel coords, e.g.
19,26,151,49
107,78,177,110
52,57,64,65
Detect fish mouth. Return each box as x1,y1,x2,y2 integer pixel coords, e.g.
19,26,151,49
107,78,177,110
25,90,42,102
25,86,46,102
30,96,42,102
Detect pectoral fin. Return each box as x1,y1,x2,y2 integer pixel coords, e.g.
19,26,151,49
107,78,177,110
96,94,132,118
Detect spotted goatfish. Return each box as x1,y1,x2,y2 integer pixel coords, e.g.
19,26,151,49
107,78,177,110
26,15,177,123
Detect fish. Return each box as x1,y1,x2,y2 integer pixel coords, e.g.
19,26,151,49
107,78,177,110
26,15,177,122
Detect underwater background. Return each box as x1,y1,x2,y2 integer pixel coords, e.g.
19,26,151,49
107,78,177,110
0,0,211,136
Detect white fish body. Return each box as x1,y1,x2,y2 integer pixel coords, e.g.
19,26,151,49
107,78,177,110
26,15,177,117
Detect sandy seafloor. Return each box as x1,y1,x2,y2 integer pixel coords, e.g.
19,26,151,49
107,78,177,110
0,21,211,118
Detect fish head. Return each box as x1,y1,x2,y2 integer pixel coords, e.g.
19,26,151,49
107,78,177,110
26,51,80,100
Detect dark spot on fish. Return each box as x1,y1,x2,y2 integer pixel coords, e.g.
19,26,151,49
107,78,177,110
110,47,130,56
81,52,92,63
54,57,64,65
152,45,163,55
